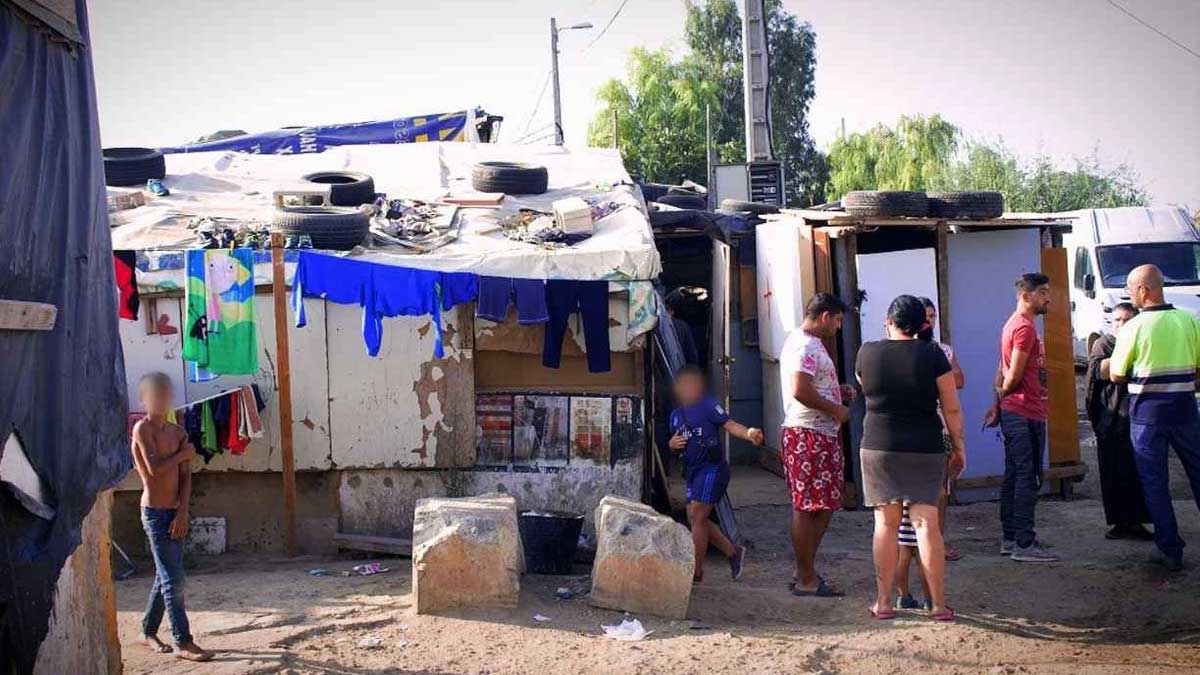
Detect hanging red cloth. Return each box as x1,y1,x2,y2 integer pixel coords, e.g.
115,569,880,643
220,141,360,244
113,250,139,320
226,391,250,455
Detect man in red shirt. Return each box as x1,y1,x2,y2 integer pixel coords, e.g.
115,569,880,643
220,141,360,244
985,273,1056,562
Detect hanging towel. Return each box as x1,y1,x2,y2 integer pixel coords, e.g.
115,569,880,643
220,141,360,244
239,384,264,438
113,250,140,320
182,248,259,375
199,401,219,461
291,251,477,358
226,391,250,455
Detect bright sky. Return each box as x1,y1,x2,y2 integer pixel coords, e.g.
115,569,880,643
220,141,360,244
89,0,1199,206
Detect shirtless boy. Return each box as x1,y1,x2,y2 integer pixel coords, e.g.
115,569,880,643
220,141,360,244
130,372,211,662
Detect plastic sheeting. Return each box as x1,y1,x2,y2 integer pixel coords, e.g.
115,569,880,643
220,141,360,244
0,2,131,670
159,109,479,155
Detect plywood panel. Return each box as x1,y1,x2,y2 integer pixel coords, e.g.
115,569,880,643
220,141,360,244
475,350,640,394
946,230,1042,482
327,303,474,468
475,295,635,354
1041,247,1081,465
119,297,186,411
186,295,332,472
756,222,814,359
855,248,939,344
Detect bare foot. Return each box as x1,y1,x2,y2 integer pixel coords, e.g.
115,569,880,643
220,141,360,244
174,641,213,662
138,634,172,654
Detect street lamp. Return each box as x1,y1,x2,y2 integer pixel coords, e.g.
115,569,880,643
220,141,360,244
550,18,593,146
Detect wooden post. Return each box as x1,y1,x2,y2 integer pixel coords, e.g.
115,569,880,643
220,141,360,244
936,224,952,343
270,232,298,556
612,108,619,150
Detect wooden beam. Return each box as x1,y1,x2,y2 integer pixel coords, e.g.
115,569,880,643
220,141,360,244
812,229,837,357
0,299,57,331
270,232,298,557
936,224,952,343
1041,247,1081,466
333,532,413,557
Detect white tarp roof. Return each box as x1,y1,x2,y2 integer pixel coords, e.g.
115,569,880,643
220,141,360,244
109,142,661,284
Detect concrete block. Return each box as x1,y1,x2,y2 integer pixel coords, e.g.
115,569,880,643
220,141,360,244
589,495,694,619
412,493,521,614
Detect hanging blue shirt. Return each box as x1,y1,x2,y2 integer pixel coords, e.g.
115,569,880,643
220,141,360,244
291,251,477,358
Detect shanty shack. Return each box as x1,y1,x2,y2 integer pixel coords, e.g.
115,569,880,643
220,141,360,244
754,205,1084,504
108,142,661,556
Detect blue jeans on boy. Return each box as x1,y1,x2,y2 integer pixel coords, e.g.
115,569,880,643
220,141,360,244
1000,410,1046,547
1130,421,1200,561
141,507,191,644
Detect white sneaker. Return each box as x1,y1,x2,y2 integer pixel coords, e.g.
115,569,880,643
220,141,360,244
999,538,1016,556
1011,540,1059,562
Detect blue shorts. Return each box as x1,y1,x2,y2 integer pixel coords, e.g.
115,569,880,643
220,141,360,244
686,462,731,504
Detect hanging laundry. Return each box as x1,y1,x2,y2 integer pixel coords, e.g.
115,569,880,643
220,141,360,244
183,406,206,462
239,384,265,438
291,251,477,358
226,391,250,454
476,276,549,325
182,248,258,376
544,280,611,373
199,401,219,460
113,250,140,320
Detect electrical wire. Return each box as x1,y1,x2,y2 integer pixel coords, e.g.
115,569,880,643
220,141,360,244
584,0,631,50
519,70,554,138
1103,0,1200,61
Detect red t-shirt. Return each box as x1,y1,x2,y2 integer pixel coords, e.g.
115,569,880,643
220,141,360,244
999,313,1048,421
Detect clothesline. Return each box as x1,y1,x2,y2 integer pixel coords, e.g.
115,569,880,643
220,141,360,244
181,385,256,409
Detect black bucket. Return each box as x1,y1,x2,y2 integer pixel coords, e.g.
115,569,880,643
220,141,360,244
518,510,584,575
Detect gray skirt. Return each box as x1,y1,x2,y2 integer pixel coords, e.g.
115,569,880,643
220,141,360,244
860,448,945,507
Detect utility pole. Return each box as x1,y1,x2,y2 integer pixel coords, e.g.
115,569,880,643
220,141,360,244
550,18,593,146
741,0,771,161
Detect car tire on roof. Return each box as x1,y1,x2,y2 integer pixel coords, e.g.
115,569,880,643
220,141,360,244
103,147,166,187
842,190,929,218
301,171,376,207
272,206,370,251
719,198,780,215
927,191,1005,220
471,161,549,195
658,193,708,210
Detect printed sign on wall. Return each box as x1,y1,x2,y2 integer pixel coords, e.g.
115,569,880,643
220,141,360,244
513,395,570,465
570,397,613,464
475,394,513,465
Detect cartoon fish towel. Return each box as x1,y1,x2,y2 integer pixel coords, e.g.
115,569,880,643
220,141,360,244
182,248,258,375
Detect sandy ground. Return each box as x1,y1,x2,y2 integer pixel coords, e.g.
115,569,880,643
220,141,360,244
117,408,1200,674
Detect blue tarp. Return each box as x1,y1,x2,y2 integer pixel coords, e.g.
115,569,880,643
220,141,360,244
1,1,131,669
160,109,478,155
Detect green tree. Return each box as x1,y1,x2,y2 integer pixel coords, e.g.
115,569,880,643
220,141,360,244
825,115,960,199
827,114,1149,211
590,0,825,205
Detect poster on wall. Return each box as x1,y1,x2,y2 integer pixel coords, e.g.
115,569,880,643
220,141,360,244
513,395,569,465
570,396,612,464
611,396,644,464
475,394,513,465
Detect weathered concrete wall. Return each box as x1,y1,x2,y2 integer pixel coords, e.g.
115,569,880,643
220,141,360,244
112,471,339,556
33,491,122,675
338,461,643,543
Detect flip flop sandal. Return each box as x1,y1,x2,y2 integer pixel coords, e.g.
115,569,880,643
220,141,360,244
868,605,896,620
931,607,956,622
944,545,962,561
792,578,844,597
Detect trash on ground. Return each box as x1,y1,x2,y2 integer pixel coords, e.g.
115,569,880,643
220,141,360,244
351,563,391,576
601,618,653,641
533,614,552,622
555,587,574,600
307,569,329,577
358,635,383,649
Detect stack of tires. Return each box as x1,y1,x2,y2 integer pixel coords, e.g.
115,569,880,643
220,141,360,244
273,171,376,250
103,147,166,186
841,190,1004,219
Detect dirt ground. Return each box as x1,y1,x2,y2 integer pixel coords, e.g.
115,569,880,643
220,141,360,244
117,414,1200,674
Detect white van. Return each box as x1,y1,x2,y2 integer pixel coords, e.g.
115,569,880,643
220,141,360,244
1061,206,1200,362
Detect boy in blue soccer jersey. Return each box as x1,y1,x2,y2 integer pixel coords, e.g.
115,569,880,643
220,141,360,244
669,365,764,582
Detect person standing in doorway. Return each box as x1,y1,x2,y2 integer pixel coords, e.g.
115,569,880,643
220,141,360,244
1107,264,1200,572
1085,302,1152,540
985,273,1057,562
779,293,853,597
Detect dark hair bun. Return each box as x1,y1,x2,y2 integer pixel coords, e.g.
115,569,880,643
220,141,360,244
887,295,927,336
